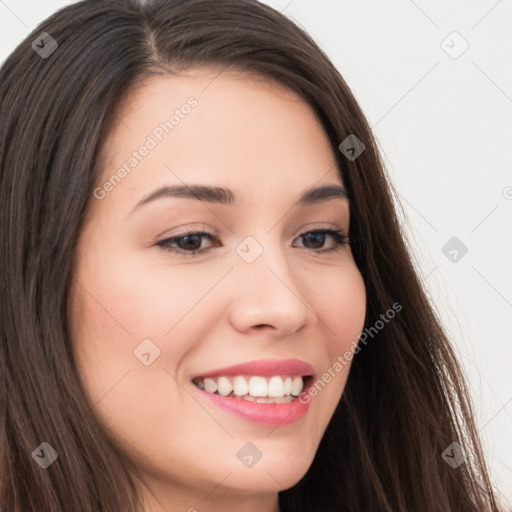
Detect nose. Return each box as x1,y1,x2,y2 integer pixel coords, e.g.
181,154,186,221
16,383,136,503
227,238,318,336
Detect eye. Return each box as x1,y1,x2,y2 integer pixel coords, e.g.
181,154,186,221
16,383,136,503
294,229,350,253
156,230,219,256
155,228,350,256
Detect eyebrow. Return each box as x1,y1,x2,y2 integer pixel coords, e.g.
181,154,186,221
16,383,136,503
129,183,349,215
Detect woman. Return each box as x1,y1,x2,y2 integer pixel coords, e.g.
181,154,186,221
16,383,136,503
0,0,503,511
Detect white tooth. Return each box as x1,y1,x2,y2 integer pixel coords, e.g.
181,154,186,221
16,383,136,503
248,376,268,397
274,395,294,404
291,376,303,396
195,379,205,390
256,397,275,403
233,376,249,396
242,395,256,402
268,376,285,397
283,377,292,395
203,378,217,394
217,376,233,396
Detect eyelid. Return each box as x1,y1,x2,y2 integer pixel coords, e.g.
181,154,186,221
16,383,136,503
154,223,219,243
155,222,350,256
157,222,346,242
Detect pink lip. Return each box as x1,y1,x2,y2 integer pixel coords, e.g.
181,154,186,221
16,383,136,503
191,358,316,379
194,387,312,425
190,358,315,425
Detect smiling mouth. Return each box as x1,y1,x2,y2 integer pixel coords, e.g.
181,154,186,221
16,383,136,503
192,374,313,403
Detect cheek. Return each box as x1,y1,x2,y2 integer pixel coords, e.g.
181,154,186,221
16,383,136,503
304,265,366,421
67,246,231,409
312,262,366,354
70,247,207,347
67,255,204,456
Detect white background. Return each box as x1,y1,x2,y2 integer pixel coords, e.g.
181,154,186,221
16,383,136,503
1,0,511,507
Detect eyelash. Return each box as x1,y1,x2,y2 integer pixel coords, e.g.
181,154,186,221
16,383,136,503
155,228,350,256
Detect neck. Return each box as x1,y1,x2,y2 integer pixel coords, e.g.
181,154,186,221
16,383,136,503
136,477,281,512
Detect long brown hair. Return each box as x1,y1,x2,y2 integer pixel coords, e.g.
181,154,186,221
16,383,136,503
0,1,502,510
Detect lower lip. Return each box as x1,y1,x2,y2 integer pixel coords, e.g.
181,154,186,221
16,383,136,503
192,384,311,425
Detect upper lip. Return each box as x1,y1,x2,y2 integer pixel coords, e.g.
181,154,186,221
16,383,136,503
191,358,316,380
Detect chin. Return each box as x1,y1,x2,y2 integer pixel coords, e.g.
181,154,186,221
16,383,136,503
222,444,316,493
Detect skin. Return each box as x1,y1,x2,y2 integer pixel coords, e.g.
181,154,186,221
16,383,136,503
67,68,366,512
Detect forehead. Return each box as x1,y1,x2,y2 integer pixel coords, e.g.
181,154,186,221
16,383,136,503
93,68,344,216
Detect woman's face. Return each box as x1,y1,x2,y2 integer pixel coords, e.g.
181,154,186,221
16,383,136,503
68,69,366,510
